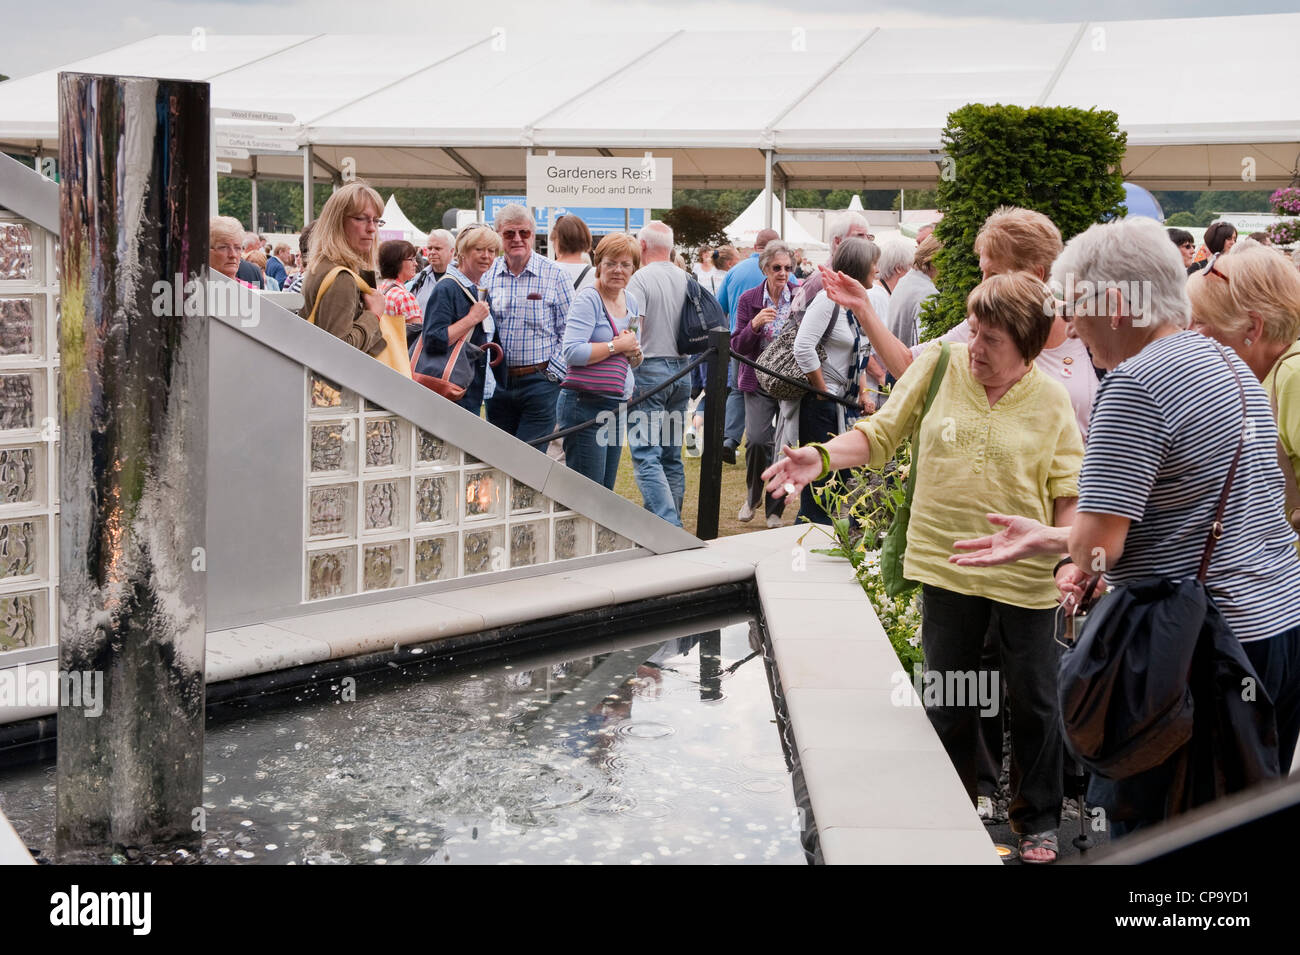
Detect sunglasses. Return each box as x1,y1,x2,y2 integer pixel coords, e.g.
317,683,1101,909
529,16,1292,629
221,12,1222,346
501,229,533,240
768,264,792,273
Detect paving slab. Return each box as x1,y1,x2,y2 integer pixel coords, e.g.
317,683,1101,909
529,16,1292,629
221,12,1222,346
205,624,332,682
819,825,1001,865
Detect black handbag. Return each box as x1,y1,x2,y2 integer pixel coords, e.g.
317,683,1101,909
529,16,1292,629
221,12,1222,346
1057,346,1268,780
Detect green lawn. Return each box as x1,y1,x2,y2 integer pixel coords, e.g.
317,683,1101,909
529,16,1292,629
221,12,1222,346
610,442,799,539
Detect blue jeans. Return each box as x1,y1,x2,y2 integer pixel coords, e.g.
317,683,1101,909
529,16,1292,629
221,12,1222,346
724,357,746,446
486,371,559,447
629,357,690,526
556,388,622,490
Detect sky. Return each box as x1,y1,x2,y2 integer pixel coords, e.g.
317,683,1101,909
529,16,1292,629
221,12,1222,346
0,0,1297,81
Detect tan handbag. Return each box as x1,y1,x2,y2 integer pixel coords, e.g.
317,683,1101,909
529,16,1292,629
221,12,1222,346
307,265,412,378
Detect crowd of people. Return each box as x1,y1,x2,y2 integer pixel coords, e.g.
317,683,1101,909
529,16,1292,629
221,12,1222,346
207,187,1300,861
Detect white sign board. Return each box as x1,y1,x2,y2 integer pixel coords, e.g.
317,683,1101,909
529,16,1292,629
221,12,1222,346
216,146,249,160
1217,212,1286,233
212,108,296,124
215,161,233,174
526,156,672,209
217,132,299,154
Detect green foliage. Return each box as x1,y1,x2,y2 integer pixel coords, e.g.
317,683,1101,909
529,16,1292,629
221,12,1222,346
662,189,760,224
892,189,940,212
921,103,1127,337
217,177,474,236
1152,189,1274,226
802,451,923,672
1163,211,1199,228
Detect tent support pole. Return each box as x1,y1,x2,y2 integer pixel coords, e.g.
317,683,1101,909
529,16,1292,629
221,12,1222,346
779,181,787,239
763,149,773,230
249,156,258,233
474,181,483,223
302,145,313,226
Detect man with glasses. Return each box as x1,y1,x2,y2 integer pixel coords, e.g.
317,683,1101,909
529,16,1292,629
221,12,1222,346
408,229,456,313
484,204,575,445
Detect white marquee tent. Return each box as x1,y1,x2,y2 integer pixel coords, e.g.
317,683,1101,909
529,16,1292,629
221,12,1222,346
379,194,428,247
2,15,1297,227
725,191,826,250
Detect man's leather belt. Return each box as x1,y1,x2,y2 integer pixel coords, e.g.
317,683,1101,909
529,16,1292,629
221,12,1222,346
508,362,549,377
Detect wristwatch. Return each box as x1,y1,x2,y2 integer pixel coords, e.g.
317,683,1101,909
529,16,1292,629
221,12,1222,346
607,341,616,355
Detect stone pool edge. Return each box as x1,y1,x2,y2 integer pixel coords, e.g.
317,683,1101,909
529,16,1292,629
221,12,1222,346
0,524,998,866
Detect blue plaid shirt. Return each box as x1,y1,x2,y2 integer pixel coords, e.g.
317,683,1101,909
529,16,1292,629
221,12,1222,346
485,252,574,373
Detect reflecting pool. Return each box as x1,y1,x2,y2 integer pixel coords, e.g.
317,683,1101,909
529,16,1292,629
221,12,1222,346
0,615,811,864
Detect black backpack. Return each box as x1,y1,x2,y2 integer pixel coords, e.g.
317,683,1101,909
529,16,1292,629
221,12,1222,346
676,273,728,354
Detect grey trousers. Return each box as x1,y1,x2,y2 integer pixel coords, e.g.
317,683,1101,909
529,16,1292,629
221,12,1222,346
743,390,784,517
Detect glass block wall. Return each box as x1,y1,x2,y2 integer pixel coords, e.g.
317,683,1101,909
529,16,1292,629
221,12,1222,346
305,370,635,602
0,213,59,656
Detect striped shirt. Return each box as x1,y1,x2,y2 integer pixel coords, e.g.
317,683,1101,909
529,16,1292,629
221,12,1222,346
1079,331,1300,642
485,252,574,372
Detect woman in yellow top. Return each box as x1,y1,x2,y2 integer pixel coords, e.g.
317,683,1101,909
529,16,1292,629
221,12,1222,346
1187,246,1300,538
764,271,1083,863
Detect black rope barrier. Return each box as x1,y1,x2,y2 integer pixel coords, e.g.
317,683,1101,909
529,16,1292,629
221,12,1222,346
727,348,862,411
526,350,711,447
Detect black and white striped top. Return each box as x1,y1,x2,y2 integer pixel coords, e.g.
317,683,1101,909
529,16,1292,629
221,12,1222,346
1079,331,1300,642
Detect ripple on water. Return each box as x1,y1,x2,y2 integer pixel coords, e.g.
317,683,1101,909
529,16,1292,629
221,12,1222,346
582,790,639,815
739,778,787,795
615,721,675,740
600,753,649,776
741,753,789,775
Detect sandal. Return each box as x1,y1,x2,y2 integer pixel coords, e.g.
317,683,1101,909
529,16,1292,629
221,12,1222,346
1018,830,1058,865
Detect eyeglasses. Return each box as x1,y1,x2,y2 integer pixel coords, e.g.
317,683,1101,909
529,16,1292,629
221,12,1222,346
501,229,533,240
212,243,239,254
602,260,635,271
768,264,792,273
348,215,385,227
1179,242,1194,250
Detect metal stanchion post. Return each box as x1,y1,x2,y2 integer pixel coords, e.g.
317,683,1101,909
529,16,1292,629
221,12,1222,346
695,330,732,540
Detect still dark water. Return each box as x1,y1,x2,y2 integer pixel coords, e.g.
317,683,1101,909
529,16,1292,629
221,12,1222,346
0,615,810,864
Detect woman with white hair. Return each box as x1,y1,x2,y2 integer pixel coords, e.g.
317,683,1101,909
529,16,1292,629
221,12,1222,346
209,216,252,285
951,217,1300,831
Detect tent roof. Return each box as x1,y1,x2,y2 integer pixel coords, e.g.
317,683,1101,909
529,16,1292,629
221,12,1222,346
2,16,1297,190
726,191,826,249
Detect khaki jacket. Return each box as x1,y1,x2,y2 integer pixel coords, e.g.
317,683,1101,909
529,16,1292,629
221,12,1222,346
300,258,385,356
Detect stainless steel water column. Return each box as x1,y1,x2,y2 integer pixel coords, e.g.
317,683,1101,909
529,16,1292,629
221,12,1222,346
56,72,210,860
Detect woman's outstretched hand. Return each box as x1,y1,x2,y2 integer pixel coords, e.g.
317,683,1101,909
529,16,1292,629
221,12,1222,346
763,445,823,500
949,513,1058,566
